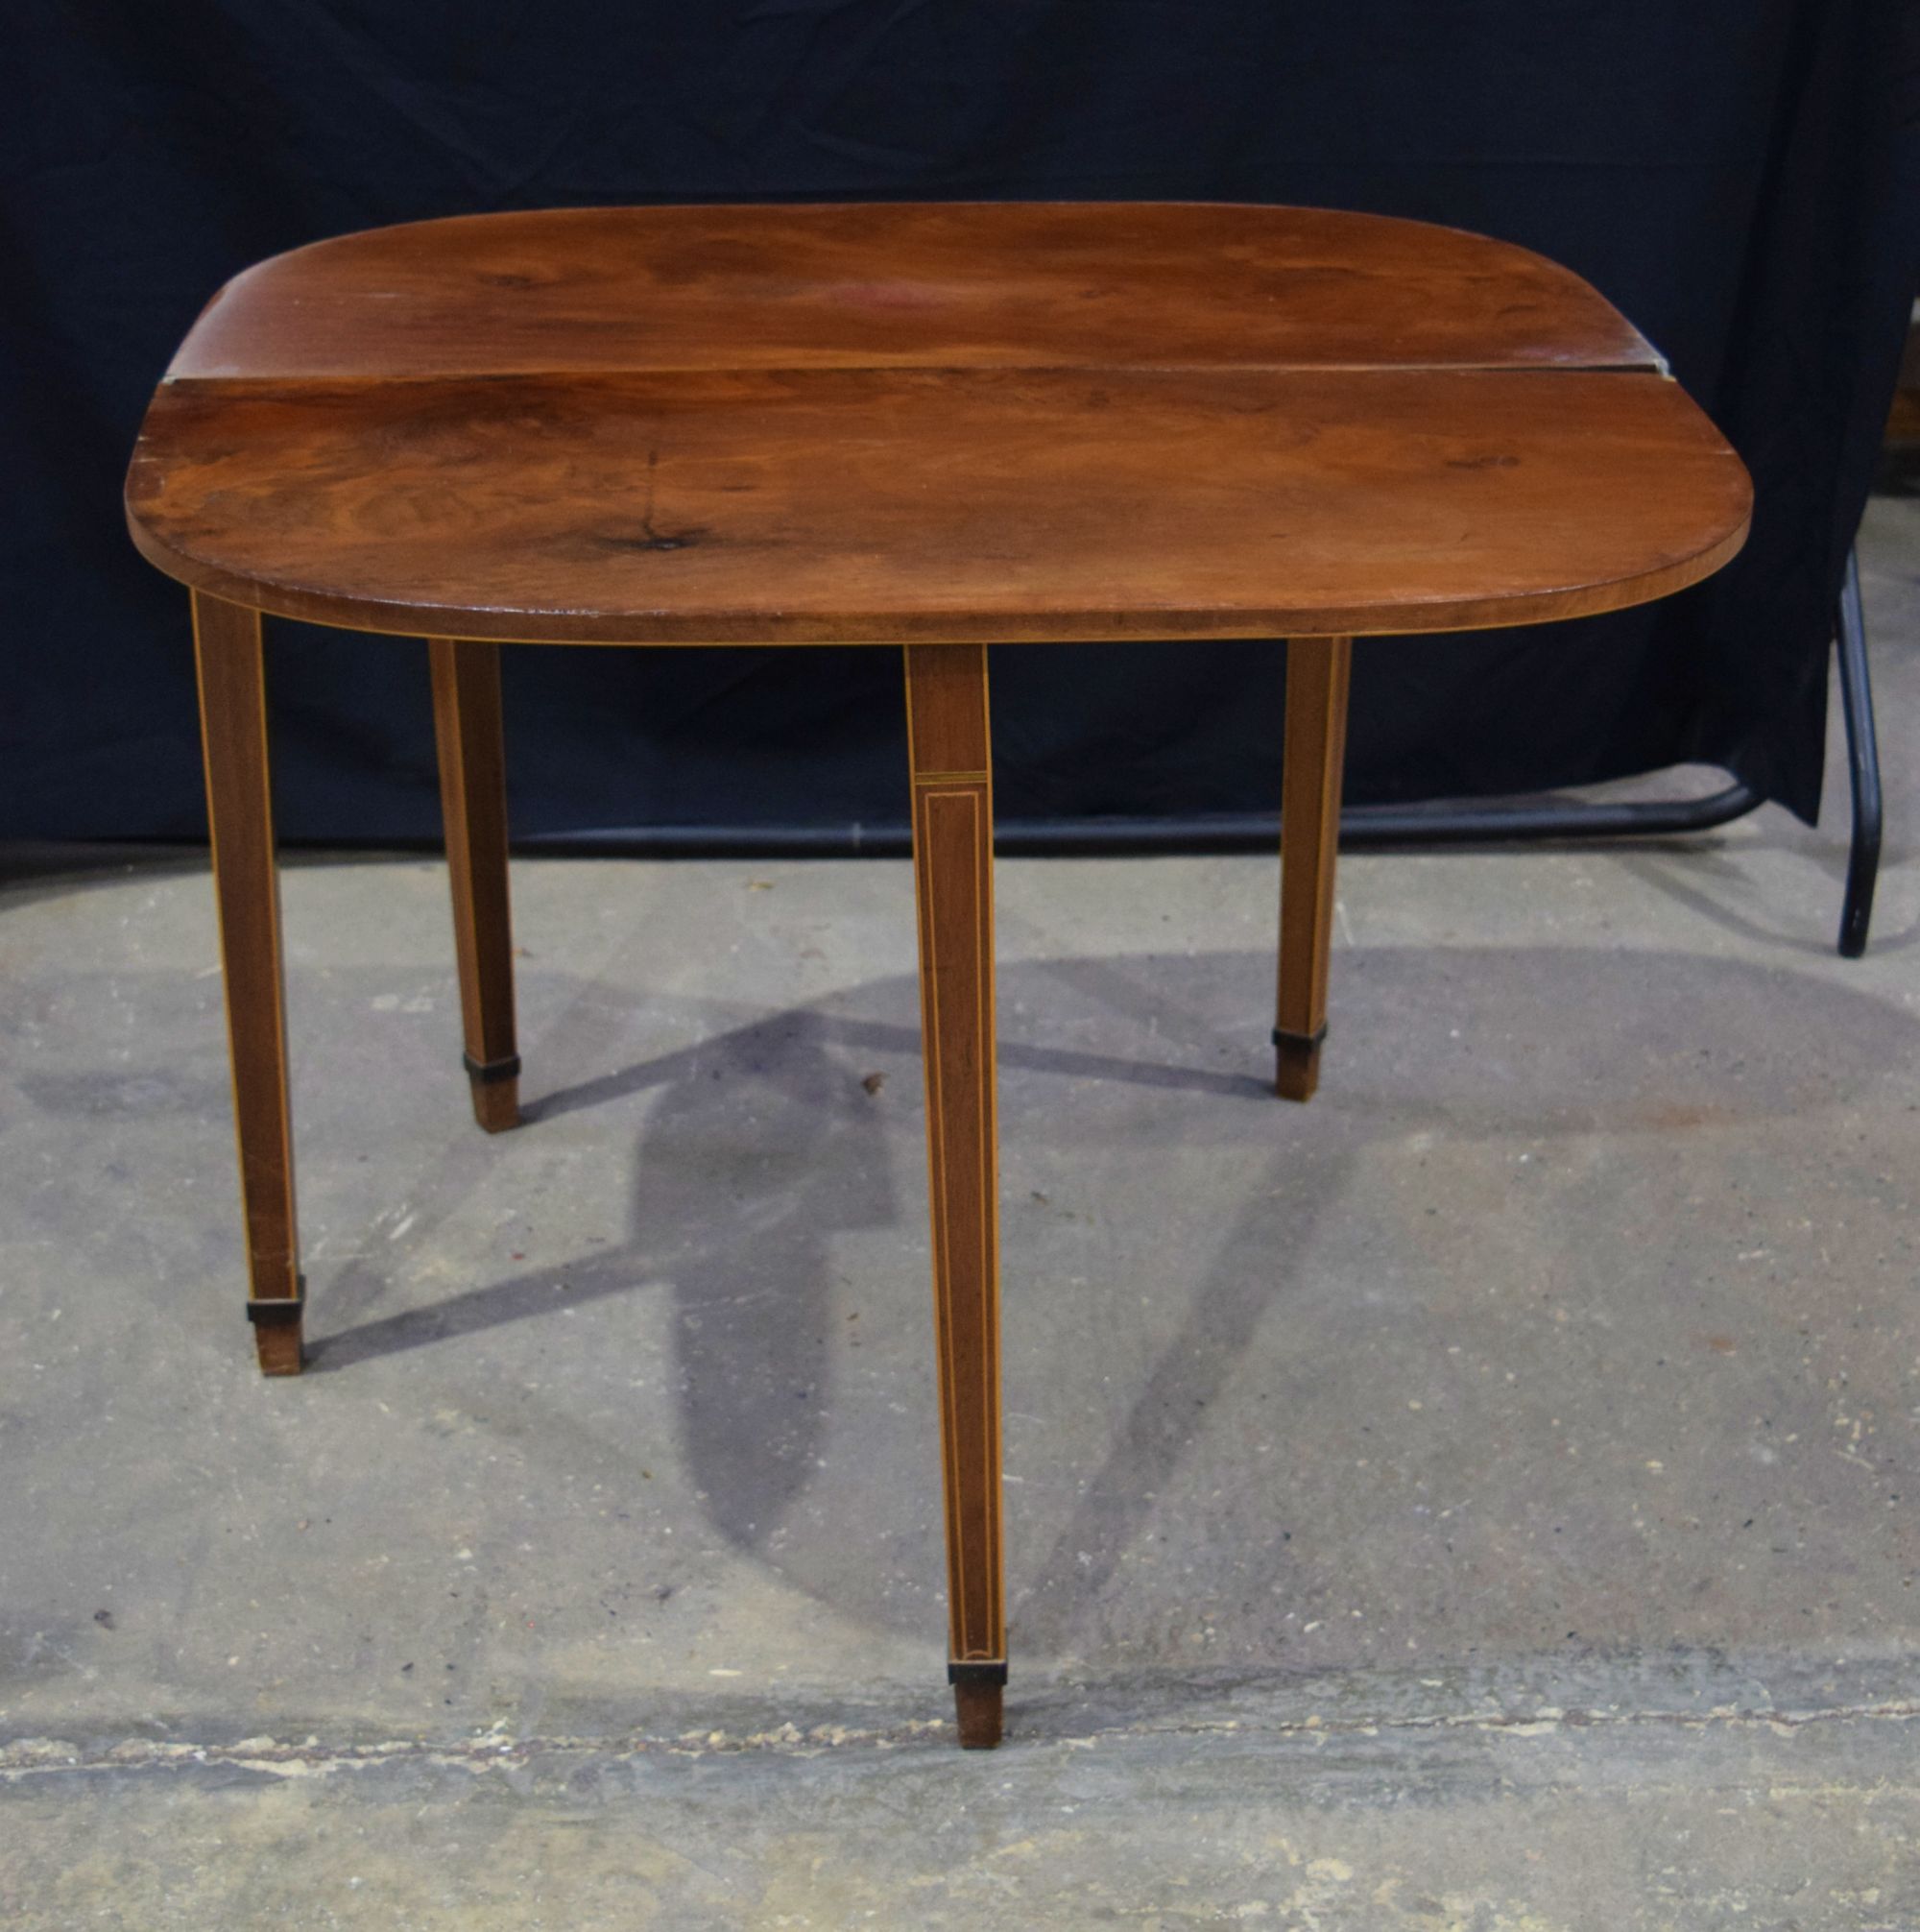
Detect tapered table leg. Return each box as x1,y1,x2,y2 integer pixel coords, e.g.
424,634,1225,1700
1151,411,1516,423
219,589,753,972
429,639,519,1133
904,643,1006,1750
1275,636,1353,1102
192,592,303,1375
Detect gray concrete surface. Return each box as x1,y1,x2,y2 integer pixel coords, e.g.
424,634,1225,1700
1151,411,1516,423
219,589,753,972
3,495,1918,1927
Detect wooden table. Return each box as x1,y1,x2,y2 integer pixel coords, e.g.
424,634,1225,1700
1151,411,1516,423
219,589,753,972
125,202,1750,1748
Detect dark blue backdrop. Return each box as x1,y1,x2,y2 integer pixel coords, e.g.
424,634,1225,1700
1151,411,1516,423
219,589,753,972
7,1,1918,843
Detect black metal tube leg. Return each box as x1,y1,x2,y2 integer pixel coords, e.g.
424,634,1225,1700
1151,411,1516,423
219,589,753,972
1836,545,1883,960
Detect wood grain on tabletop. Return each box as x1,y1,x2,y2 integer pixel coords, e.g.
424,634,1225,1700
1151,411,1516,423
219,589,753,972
126,203,1751,644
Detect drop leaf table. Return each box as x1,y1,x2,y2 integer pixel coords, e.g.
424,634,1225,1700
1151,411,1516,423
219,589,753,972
125,202,1751,1748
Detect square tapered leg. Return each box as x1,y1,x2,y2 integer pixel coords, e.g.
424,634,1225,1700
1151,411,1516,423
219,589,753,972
192,592,304,1374
905,643,1007,1749
1275,636,1353,1102
429,638,520,1133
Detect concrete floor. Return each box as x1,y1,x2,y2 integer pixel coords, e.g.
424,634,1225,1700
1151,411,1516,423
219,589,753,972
3,497,1919,1928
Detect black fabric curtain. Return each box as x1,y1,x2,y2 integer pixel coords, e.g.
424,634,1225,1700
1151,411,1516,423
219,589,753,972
7,1,1918,844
